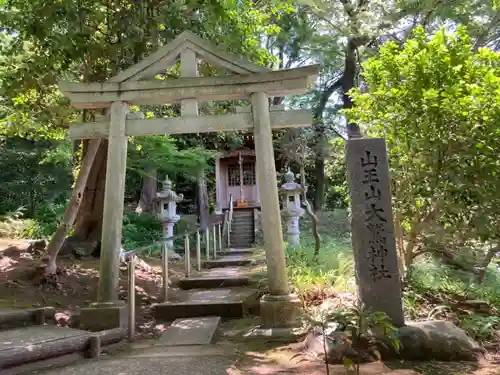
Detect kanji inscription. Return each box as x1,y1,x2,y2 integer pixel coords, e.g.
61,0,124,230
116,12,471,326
360,150,391,282
345,137,404,327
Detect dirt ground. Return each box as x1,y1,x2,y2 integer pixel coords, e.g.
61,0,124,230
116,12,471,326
0,238,185,334
226,341,500,375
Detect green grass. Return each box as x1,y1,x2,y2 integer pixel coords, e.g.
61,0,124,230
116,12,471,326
286,209,500,341
285,209,356,298
405,257,500,341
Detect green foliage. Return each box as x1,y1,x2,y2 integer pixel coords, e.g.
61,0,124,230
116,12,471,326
346,27,500,265
324,137,349,209
286,210,354,296
306,300,400,375
0,137,72,217
286,240,354,296
460,314,500,342
406,258,500,340
121,210,162,250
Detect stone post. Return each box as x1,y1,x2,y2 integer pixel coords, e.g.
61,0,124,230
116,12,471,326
156,176,184,260
345,137,404,327
80,101,129,331
279,171,305,248
251,92,301,329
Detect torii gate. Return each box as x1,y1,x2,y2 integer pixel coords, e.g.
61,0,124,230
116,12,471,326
59,31,318,329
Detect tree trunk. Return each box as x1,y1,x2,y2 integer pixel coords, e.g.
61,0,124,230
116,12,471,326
135,167,157,214
394,211,407,279
475,246,499,284
313,158,326,212
301,164,321,257
45,139,102,275
74,140,108,241
197,170,210,229
343,38,362,139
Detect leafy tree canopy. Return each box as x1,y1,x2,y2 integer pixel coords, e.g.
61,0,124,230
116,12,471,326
346,26,500,263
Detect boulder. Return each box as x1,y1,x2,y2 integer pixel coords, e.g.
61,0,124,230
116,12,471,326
393,320,484,361
167,249,182,260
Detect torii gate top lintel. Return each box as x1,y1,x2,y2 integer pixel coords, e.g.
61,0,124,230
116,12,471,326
58,31,319,110
109,30,271,83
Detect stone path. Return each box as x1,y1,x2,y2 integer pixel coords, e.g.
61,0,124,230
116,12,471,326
37,248,259,375
178,267,249,289
158,316,221,346
38,356,237,375
152,249,259,321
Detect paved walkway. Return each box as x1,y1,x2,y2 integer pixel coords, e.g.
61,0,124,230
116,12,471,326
38,248,259,375
38,356,236,375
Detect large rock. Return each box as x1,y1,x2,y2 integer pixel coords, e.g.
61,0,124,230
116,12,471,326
167,249,182,260
394,320,484,361
305,320,483,364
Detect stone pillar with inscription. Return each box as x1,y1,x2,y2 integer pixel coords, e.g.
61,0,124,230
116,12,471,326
345,137,404,327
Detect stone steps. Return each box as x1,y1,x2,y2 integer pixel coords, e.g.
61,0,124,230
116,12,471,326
203,255,253,269
152,288,259,321
229,238,254,245
230,209,255,246
158,317,221,346
218,249,254,256
230,237,254,244
178,266,249,289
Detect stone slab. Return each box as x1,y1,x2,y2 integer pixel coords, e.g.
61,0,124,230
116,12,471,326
345,137,404,326
125,344,231,357
179,267,249,289
0,326,89,352
152,288,259,321
217,249,254,256
39,356,237,375
203,255,253,269
179,276,249,289
158,317,221,346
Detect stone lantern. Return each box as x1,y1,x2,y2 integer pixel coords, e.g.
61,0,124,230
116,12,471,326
279,170,305,248
156,176,184,259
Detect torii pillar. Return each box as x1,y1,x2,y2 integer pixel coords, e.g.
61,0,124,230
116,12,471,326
252,92,301,329
80,100,130,331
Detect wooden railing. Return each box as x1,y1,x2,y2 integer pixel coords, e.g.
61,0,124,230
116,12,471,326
228,194,234,247
119,213,230,342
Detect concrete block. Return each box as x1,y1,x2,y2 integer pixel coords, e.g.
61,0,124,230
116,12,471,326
259,294,301,329
79,302,127,332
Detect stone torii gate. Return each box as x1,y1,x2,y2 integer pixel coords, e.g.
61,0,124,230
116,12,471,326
59,31,318,330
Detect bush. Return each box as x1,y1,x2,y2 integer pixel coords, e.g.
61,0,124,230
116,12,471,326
122,210,163,251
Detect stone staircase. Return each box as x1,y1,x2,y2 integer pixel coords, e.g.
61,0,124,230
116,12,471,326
151,248,258,322
230,209,255,248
